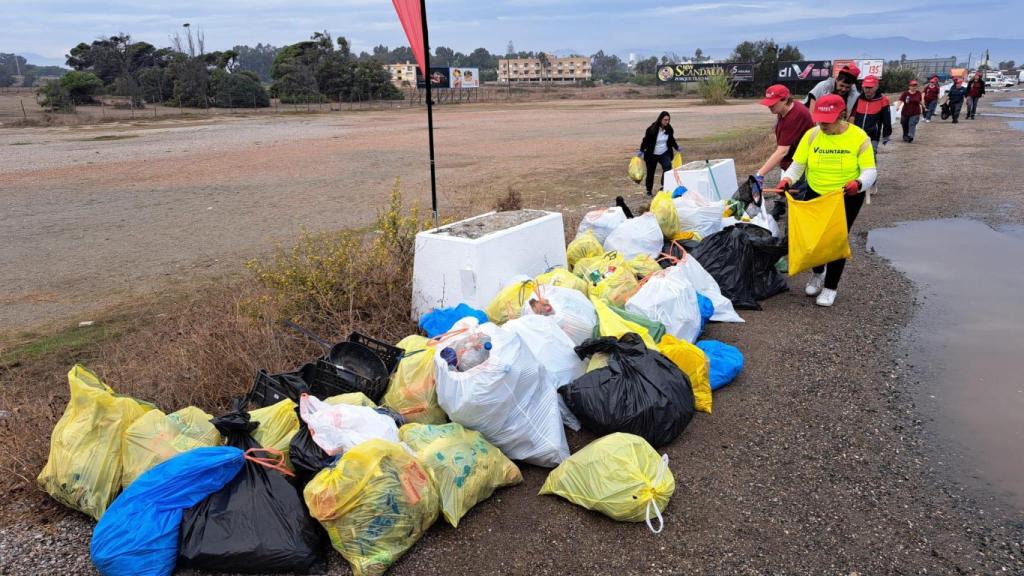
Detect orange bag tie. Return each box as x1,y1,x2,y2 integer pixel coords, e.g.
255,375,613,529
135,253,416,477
244,448,295,477
656,240,689,265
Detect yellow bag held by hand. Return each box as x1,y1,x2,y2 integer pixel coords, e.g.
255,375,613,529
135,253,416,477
304,439,439,576
671,151,683,170
786,191,852,276
382,335,447,425
650,190,680,238
38,365,156,519
566,230,604,271
628,155,646,183
399,422,522,527
540,432,674,532
657,334,712,414
121,406,221,488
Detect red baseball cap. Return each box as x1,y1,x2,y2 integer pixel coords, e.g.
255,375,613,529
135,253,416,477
760,84,790,106
862,75,879,88
812,94,845,123
838,64,860,80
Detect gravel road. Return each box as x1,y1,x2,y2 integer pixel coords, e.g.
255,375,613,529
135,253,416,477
2,95,1022,575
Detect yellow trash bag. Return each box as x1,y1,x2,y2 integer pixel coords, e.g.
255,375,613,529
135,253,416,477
627,253,662,279
786,191,852,276
537,266,589,296
658,334,712,414
121,406,220,488
650,190,680,238
566,230,604,270
326,392,377,407
591,295,657,349
573,251,624,283
628,155,646,183
670,230,702,243
485,279,537,324
399,423,522,527
304,439,439,576
671,151,683,170
249,398,299,467
37,365,156,519
590,265,638,307
382,335,447,425
540,433,674,530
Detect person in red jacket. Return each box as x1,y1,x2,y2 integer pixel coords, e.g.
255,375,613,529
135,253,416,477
896,80,923,143
922,75,940,122
965,71,986,120
851,75,892,153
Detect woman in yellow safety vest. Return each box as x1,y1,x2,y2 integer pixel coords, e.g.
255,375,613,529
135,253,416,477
778,93,876,308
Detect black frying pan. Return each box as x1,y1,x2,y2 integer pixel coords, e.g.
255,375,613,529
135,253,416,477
281,321,388,384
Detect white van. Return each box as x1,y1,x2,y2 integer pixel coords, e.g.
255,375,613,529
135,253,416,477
1018,70,1024,84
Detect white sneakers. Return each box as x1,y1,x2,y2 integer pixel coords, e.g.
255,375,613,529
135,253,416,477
816,288,837,307
804,273,825,296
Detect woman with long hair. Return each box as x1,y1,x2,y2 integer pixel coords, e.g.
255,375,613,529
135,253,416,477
637,111,680,196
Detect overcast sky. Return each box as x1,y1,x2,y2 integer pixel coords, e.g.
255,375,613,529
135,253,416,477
7,0,1023,64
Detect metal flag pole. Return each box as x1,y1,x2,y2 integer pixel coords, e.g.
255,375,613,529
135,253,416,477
420,0,439,225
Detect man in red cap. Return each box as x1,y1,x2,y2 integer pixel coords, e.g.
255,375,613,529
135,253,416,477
778,93,876,307
852,74,892,153
896,79,924,142
753,84,814,197
922,75,940,122
807,63,861,116
965,71,986,119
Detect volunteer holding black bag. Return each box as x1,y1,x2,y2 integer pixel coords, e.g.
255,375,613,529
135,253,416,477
637,111,680,196
778,94,876,307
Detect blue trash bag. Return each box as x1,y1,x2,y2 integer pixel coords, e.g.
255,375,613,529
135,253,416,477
671,185,689,198
91,447,245,576
696,340,744,391
696,292,714,333
419,303,488,337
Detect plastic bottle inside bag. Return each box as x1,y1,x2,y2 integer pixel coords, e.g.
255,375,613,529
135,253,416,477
440,347,459,370
457,335,492,372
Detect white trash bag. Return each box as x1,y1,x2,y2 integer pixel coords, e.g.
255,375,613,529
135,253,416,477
503,314,586,432
674,192,725,239
299,394,400,456
577,207,626,244
434,317,570,467
625,270,702,343
603,213,663,260
664,254,744,323
520,284,597,346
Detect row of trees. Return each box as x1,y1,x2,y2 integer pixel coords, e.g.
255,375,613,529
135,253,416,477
0,53,66,87
268,32,400,103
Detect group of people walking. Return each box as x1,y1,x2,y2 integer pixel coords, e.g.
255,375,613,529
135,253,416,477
635,63,988,309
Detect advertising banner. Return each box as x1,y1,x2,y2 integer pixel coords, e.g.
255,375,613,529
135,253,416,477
777,60,833,82
416,67,451,89
857,59,884,78
450,67,479,88
657,62,754,83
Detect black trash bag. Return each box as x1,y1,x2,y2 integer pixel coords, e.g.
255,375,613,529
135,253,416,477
690,224,788,310
179,404,326,574
289,403,332,487
560,333,695,448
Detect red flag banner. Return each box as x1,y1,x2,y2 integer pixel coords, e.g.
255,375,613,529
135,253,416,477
392,0,427,75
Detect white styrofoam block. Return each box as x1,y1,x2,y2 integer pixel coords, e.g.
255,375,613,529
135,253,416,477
663,158,737,201
411,211,567,319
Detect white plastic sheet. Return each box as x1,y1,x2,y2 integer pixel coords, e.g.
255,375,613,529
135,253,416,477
674,193,725,239
603,213,664,260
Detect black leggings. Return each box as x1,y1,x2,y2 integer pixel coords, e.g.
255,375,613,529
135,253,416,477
801,189,866,290
644,150,673,193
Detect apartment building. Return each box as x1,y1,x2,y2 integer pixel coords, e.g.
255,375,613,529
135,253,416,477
385,62,418,87
497,54,591,83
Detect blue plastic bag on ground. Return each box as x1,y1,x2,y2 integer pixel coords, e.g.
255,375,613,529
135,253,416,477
91,447,244,576
696,340,744,391
696,292,714,333
419,304,489,337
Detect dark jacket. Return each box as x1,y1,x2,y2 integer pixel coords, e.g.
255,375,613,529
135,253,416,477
966,78,986,98
947,84,968,103
640,123,679,157
852,93,892,142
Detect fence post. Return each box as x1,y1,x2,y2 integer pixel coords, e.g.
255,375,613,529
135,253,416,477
20,98,27,121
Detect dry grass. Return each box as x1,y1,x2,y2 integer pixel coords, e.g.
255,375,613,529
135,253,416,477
492,187,524,212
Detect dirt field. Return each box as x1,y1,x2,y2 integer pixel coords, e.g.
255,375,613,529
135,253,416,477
2,94,1023,575
0,97,768,332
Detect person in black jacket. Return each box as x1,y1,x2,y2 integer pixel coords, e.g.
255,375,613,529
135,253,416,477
637,111,680,196
851,75,892,153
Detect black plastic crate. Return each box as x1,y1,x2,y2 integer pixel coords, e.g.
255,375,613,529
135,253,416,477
306,359,388,404
347,331,403,375
246,366,311,408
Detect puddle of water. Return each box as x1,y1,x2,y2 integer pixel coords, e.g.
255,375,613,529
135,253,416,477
868,219,1024,511
992,99,1024,108
1008,121,1024,132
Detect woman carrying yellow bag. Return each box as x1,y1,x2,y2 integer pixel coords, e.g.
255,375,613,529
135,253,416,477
778,94,876,307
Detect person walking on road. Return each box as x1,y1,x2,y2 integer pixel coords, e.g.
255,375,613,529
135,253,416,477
965,71,986,120
637,111,680,196
851,75,892,152
778,94,877,307
807,64,861,116
922,75,940,122
896,80,924,143
945,78,968,123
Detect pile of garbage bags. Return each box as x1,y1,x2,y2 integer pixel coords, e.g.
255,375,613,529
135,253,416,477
39,180,779,573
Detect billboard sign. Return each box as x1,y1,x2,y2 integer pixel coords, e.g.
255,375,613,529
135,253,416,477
450,67,479,88
832,59,884,79
777,60,833,82
416,67,451,89
657,62,754,83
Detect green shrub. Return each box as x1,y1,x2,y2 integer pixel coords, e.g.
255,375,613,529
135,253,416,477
879,67,918,95
697,74,733,105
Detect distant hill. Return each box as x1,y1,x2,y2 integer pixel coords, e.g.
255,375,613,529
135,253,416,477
19,52,67,68
791,34,1024,64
